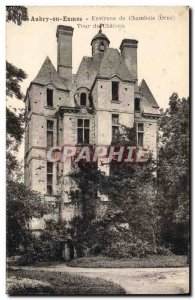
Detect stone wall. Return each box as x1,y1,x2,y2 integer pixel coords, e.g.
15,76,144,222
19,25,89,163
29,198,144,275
24,59,159,231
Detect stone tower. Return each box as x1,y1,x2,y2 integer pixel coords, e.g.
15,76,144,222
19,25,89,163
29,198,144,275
24,25,160,233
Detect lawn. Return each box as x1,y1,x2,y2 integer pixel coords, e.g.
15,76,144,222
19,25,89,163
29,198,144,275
7,268,125,295
67,255,188,268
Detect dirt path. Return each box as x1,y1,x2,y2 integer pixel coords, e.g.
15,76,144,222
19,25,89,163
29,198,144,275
21,265,189,295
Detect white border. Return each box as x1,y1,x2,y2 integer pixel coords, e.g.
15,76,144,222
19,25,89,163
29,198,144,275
1,1,193,299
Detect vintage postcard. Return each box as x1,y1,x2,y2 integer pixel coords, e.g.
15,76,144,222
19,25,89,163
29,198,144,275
6,6,190,295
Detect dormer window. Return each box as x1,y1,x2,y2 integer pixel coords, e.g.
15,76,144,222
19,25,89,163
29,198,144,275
47,89,53,107
80,93,87,106
112,81,119,101
135,98,140,112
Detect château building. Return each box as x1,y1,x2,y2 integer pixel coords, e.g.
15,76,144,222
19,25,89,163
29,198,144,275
24,25,160,240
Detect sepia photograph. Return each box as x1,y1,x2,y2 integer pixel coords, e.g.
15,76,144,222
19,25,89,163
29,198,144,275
6,6,189,295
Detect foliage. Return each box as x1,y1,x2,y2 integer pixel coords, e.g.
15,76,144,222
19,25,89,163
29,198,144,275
70,93,189,258
6,6,28,26
6,180,50,256
70,125,159,258
20,219,75,265
6,55,47,258
6,152,18,178
157,93,189,254
67,254,188,268
7,276,53,295
6,8,28,178
43,219,73,239
20,235,60,265
105,240,154,259
6,6,46,259
6,62,27,179
8,269,126,295
6,62,27,101
6,61,27,170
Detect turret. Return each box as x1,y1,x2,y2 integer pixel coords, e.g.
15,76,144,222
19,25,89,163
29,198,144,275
91,26,110,56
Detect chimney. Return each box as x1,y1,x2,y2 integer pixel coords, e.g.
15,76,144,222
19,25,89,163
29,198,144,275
56,25,74,80
120,39,138,82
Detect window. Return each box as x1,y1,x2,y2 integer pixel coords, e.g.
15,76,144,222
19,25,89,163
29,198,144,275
77,119,90,144
28,99,31,112
47,162,53,195
137,123,144,147
99,41,105,52
47,89,53,107
135,98,140,112
112,114,119,138
112,81,119,101
26,124,30,151
47,120,54,148
80,93,87,106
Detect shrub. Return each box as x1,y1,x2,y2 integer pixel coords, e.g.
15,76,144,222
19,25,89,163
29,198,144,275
20,235,62,265
156,245,172,256
7,276,54,295
104,238,159,258
105,241,130,259
17,219,76,265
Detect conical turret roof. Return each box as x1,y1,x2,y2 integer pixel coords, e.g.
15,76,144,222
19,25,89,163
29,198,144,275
91,27,110,45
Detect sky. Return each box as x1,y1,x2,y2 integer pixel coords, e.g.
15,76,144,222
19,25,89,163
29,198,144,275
6,6,189,160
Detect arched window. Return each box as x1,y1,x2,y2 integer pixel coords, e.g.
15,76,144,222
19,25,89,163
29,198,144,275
99,41,105,52
135,98,140,112
80,93,87,106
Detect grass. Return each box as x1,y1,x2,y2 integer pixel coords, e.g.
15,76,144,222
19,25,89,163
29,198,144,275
7,268,125,295
67,255,188,268
7,257,63,267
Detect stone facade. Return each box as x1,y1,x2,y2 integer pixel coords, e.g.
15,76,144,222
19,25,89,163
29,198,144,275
24,25,160,231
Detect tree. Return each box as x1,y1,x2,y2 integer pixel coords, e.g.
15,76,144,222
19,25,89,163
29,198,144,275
6,6,28,26
6,6,28,139
6,62,27,101
6,62,27,179
7,180,50,256
157,93,189,254
6,6,51,257
70,126,160,258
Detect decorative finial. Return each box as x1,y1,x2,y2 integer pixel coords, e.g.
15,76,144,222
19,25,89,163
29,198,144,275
99,24,103,34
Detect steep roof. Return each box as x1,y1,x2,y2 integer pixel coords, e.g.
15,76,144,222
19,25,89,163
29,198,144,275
32,56,67,90
73,54,103,90
97,48,133,81
140,79,159,108
73,48,133,92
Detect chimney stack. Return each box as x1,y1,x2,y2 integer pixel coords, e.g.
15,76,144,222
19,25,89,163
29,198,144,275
120,39,138,82
56,25,74,80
